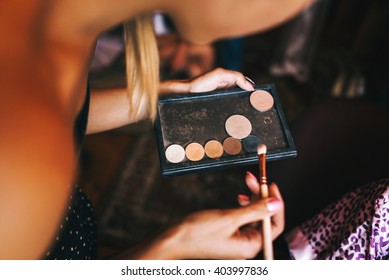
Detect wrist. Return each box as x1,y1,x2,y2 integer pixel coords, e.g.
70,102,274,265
159,80,190,96
158,225,184,259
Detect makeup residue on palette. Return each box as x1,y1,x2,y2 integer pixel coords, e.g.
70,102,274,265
162,106,211,143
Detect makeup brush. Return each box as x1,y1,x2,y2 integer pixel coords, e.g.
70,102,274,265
257,144,273,260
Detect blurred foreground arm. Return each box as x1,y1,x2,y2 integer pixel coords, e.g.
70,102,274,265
0,60,76,259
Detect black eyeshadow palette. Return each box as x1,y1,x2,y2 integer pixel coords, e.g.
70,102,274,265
154,84,296,176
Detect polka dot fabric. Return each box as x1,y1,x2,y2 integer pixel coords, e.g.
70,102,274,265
44,85,97,259
45,186,97,260
286,178,389,260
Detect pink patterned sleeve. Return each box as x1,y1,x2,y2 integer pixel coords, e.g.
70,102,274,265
284,178,389,260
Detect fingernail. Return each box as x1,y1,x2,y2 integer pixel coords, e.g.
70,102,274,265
245,76,255,85
266,198,282,212
246,82,254,91
238,194,250,202
246,171,258,183
245,77,255,91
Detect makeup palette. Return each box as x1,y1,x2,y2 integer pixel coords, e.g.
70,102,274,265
155,84,296,176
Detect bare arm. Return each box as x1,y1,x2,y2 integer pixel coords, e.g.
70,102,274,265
0,62,76,259
87,87,137,134
87,68,254,134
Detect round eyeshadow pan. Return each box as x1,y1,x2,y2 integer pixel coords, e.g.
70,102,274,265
242,135,262,153
225,114,252,139
165,144,186,163
222,137,242,155
249,90,274,112
185,142,205,162
204,140,224,159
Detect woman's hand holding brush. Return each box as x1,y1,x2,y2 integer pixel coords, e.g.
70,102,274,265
127,174,284,260
237,171,285,259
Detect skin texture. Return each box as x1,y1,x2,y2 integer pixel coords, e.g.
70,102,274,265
167,0,313,44
0,0,310,259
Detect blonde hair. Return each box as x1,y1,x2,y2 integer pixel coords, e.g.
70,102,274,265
124,14,159,121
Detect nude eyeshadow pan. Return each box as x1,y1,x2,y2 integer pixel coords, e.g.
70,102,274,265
165,144,185,163
185,142,205,162
225,114,252,139
249,90,274,112
204,140,224,158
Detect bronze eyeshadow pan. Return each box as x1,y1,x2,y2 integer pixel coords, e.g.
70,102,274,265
223,137,242,155
154,84,296,176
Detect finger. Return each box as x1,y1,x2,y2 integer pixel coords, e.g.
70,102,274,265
237,194,250,206
233,71,255,91
268,183,285,238
269,182,283,201
245,171,260,196
212,68,254,91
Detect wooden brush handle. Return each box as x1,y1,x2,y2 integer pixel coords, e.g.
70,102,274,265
261,183,273,260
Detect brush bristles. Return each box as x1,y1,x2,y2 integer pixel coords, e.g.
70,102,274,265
257,144,267,155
